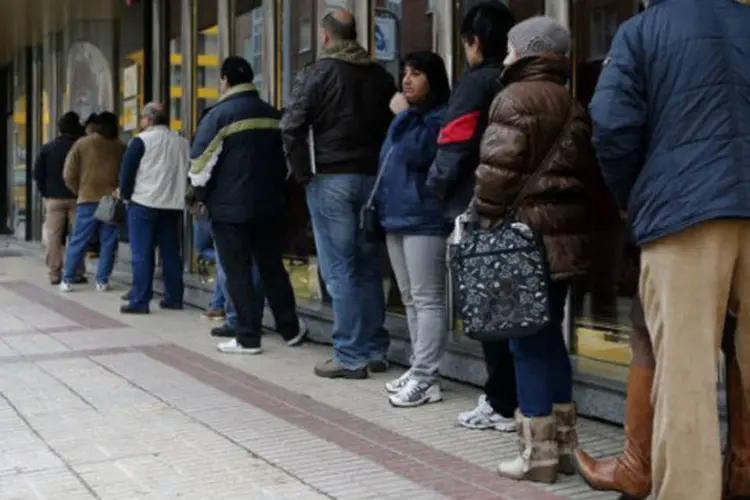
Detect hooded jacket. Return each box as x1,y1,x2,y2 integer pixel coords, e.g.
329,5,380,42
375,51,452,235
474,55,595,281
280,41,397,184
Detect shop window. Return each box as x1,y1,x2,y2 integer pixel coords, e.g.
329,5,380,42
570,0,642,368
298,20,313,54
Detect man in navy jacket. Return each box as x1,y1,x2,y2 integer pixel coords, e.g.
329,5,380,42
190,57,306,355
588,1,750,498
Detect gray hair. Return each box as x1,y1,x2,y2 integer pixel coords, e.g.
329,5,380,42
143,102,168,126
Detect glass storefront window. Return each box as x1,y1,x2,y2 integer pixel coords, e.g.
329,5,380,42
569,0,646,367
119,2,145,143
196,1,220,121
11,52,27,240
235,0,268,100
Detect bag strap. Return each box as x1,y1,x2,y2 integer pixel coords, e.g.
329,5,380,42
505,103,578,220
365,145,396,208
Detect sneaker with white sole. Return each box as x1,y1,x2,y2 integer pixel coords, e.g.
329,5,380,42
385,369,412,394
59,282,73,293
217,338,263,355
95,282,110,292
285,318,309,347
457,394,517,431
389,379,442,408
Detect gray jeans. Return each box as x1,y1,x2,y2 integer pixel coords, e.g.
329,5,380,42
386,234,448,383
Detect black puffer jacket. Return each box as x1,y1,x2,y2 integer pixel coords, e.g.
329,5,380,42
33,135,79,199
281,41,397,184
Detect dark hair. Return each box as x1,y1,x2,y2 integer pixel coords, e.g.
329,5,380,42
321,12,357,41
96,112,119,139
58,111,83,137
403,51,451,113
220,56,255,87
85,113,100,128
460,1,516,61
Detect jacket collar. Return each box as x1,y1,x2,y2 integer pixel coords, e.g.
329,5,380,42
501,54,570,86
319,40,372,65
219,83,258,103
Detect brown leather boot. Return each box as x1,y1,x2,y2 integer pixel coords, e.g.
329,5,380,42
725,357,750,499
573,365,653,499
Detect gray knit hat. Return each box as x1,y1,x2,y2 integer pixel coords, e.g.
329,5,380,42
507,16,571,59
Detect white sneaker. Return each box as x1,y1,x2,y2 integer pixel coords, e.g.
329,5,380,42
457,394,517,431
286,318,309,347
95,282,110,292
385,369,412,394
59,282,73,293
389,379,442,408
217,338,263,355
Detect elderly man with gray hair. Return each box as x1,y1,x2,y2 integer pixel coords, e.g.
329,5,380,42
118,102,190,314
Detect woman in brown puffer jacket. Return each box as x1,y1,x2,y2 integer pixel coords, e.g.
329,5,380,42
472,17,595,485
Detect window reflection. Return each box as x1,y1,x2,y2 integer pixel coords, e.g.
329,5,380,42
570,0,644,366
235,0,266,98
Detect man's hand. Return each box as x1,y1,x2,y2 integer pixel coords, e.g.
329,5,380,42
390,92,409,114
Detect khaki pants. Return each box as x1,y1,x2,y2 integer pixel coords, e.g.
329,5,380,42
640,220,750,500
44,199,78,279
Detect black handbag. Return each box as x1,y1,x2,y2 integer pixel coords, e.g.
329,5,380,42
359,148,394,243
94,194,127,226
449,109,576,342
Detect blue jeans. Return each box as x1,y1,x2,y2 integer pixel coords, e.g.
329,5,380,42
216,249,264,329
194,219,225,310
306,174,389,369
510,280,572,417
63,202,119,284
128,203,184,311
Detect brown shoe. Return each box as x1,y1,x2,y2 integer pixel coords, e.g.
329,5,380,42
314,359,368,379
725,356,750,499
201,309,226,321
553,403,577,475
573,365,653,499
50,274,62,285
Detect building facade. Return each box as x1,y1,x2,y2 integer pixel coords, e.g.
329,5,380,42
0,0,649,422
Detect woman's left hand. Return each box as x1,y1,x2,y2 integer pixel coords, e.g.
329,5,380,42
390,92,409,114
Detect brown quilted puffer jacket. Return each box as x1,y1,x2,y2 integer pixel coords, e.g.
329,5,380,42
474,54,595,281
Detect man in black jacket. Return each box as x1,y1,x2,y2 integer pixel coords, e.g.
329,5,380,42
425,2,520,434
190,57,306,354
34,111,86,285
281,8,396,379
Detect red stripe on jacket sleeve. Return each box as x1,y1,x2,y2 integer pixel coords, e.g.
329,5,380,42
437,111,481,145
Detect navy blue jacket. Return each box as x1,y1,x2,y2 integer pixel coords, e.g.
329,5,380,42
589,0,750,245
189,84,287,223
375,107,450,236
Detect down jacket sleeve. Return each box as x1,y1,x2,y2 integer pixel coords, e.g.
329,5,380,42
588,21,648,210
473,95,529,220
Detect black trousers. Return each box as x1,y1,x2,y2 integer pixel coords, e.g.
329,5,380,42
211,217,299,347
482,340,519,418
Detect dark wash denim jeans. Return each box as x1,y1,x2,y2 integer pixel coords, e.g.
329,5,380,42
510,280,572,417
305,174,389,370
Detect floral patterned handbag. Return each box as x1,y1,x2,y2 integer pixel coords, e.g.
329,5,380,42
449,110,576,342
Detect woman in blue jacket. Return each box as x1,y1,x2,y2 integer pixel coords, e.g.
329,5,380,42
376,51,452,408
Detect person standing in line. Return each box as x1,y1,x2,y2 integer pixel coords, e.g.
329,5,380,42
33,111,87,285
374,51,452,407
473,17,593,483
60,112,125,292
425,1,520,433
118,103,188,315
588,1,750,498
281,8,396,379
190,56,307,354
193,215,227,321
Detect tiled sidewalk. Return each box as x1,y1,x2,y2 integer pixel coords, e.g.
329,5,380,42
0,254,627,500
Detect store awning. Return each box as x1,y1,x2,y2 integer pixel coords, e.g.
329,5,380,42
0,0,119,65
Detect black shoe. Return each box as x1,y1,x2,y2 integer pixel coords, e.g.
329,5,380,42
120,304,150,315
368,359,390,373
211,325,236,338
159,300,183,310
314,359,369,379
73,276,88,285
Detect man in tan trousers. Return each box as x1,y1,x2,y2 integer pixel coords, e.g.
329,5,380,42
588,1,750,498
33,111,86,285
